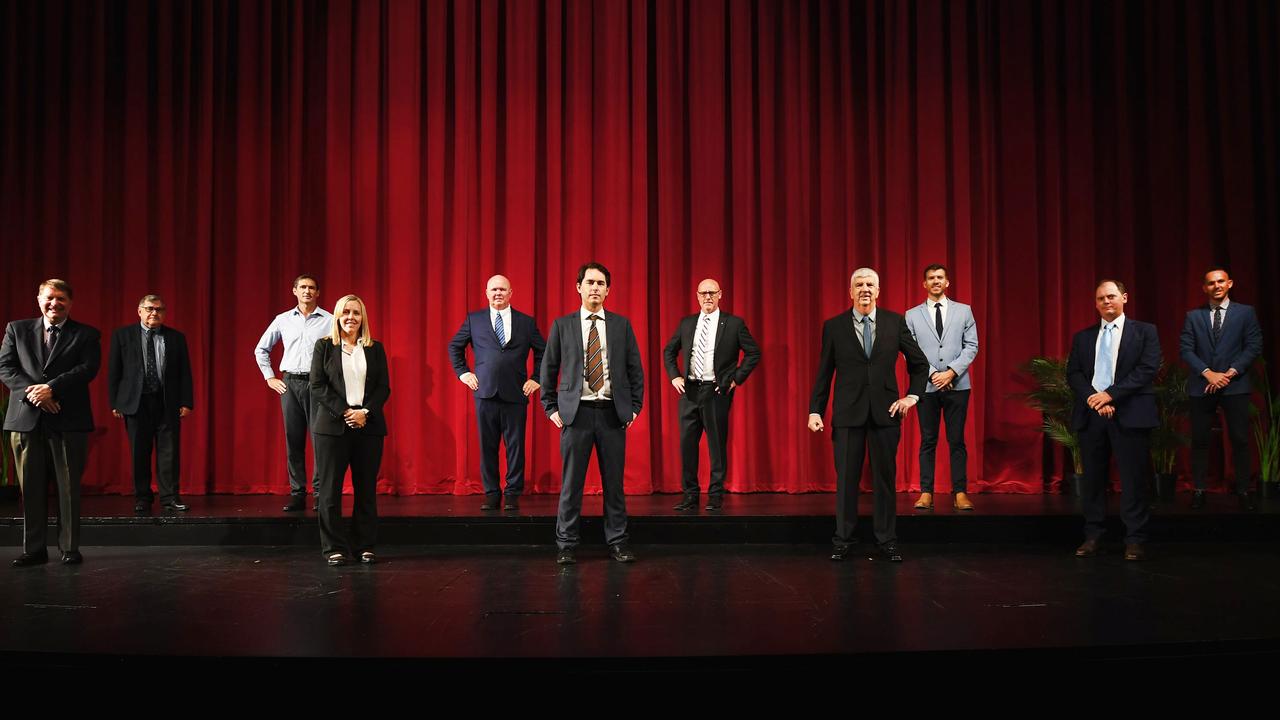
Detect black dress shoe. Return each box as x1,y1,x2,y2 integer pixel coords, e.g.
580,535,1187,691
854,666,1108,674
282,497,305,512
830,545,852,561
162,500,189,512
876,542,903,562
61,551,83,565
609,543,636,563
134,500,152,514
1123,543,1145,561
1238,492,1257,512
1075,538,1102,557
503,496,520,511
480,495,501,511
12,552,48,567
704,495,723,511
672,495,698,511
1190,490,1207,510
556,548,576,565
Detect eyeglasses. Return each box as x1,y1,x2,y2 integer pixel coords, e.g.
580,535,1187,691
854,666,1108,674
140,306,167,314
697,291,721,297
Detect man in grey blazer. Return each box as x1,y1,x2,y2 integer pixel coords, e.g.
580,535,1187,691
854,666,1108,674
904,264,980,512
1,279,101,566
541,262,644,565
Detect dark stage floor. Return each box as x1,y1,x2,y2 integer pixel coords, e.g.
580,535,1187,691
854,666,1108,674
3,542,1279,672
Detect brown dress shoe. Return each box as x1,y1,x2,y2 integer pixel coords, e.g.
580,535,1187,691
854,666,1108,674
913,492,934,511
953,492,975,512
1124,543,1145,561
1075,539,1101,557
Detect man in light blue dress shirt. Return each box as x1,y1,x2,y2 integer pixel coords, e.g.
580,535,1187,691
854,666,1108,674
254,275,333,511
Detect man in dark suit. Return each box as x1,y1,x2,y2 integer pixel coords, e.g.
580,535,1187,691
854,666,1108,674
662,278,760,511
541,262,644,565
1,279,101,567
449,274,546,512
108,294,195,514
1067,280,1161,561
808,268,929,562
1180,267,1264,511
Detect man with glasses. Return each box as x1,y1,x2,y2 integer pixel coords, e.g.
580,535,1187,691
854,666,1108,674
662,278,760,511
109,295,195,514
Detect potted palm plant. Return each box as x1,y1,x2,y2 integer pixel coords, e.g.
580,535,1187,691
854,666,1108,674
1149,362,1189,500
1251,359,1279,498
1018,357,1083,495
0,389,14,500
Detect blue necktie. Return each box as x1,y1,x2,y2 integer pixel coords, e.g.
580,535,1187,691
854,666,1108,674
861,315,873,358
494,312,506,346
1092,324,1114,392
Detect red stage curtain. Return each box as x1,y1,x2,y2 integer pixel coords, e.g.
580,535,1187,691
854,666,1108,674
2,0,1277,496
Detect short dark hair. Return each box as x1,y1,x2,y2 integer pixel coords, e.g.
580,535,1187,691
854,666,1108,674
293,274,318,289
1202,265,1231,281
576,262,611,287
138,294,164,307
38,279,72,299
1096,278,1127,295
922,263,948,280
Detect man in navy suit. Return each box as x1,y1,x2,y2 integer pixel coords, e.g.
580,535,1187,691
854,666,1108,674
108,295,195,514
1180,267,1264,511
662,278,761,511
541,262,644,565
1,279,101,566
809,268,930,562
1067,280,1161,561
449,274,546,512
904,264,980,512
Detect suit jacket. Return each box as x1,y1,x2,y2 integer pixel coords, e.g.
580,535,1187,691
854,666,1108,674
904,299,979,392
808,308,930,427
1179,301,1263,397
541,310,644,426
107,324,194,420
662,311,761,392
309,339,392,437
448,308,546,404
1067,319,1161,431
0,317,101,433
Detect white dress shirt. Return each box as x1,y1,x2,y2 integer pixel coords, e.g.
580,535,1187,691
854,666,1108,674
254,305,334,377
490,306,511,347
691,309,719,381
341,342,368,407
579,307,611,401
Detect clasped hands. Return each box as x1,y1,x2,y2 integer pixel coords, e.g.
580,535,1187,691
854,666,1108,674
25,384,60,414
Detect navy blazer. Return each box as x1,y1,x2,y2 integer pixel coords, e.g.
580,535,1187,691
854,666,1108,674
0,317,101,433
108,324,195,420
540,310,644,427
661,311,761,392
1066,319,1161,431
808,308,930,427
1179,301,1263,397
448,308,546,404
309,339,392,437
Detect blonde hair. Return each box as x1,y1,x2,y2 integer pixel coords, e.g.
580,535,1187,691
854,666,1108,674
329,294,374,347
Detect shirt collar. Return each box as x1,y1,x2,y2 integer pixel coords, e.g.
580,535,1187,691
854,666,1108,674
852,307,877,323
292,306,326,319
580,307,607,322
42,318,67,332
1211,298,1231,311
926,296,948,309
1101,313,1126,331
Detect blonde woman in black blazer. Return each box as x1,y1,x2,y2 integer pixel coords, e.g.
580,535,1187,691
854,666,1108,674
309,294,391,565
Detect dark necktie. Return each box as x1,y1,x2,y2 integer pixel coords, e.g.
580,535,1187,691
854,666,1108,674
585,315,604,393
144,328,161,392
934,302,944,338
494,312,506,346
1212,306,1223,343
44,325,60,363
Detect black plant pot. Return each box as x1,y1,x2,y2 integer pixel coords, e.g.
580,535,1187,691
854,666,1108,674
1153,473,1178,500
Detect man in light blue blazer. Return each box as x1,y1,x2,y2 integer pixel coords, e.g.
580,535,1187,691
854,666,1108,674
1180,266,1263,511
904,264,980,512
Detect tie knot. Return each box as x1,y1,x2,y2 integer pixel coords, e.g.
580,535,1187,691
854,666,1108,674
588,314,601,322
48,325,59,334
935,302,942,309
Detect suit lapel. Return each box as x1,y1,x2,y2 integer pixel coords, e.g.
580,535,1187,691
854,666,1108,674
329,343,348,400
921,303,943,343
606,314,623,382
1083,326,1100,375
